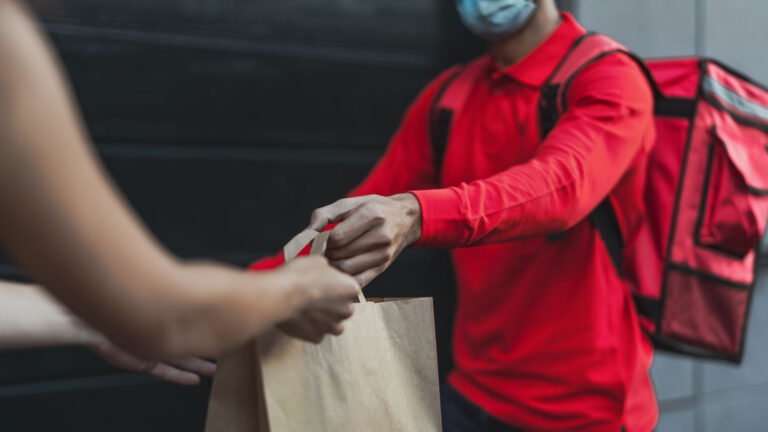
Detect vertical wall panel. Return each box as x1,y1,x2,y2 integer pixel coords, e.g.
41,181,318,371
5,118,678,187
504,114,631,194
651,354,696,401
702,396,768,432
577,0,696,57
704,0,768,84
655,409,696,432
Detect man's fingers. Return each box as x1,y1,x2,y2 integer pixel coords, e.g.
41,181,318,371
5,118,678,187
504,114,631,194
325,226,391,260
327,211,378,250
147,363,201,386
309,197,365,231
330,249,390,276
354,266,386,288
168,357,217,378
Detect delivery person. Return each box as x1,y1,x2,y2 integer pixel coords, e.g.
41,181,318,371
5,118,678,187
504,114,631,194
305,0,658,430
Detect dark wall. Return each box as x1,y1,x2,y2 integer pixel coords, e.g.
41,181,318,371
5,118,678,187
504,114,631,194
0,1,482,431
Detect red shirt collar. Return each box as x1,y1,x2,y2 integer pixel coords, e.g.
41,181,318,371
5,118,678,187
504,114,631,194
488,12,587,88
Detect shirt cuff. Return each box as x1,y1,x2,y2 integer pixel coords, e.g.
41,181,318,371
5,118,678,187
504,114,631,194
409,188,467,249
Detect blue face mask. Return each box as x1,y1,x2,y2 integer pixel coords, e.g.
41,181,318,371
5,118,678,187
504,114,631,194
456,0,537,41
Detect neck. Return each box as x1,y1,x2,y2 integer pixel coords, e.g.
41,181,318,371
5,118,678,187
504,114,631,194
490,4,562,68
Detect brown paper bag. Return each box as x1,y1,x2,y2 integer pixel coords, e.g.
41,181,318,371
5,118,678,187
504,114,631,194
205,230,442,432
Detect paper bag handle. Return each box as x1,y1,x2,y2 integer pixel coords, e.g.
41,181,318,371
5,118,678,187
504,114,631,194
283,229,366,303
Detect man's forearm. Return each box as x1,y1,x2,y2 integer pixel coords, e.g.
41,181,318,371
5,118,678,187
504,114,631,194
0,280,104,349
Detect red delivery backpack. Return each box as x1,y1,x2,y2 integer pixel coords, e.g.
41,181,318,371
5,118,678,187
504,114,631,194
430,33,768,363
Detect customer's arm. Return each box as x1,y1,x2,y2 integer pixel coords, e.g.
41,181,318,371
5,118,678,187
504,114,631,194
0,1,359,359
0,280,102,349
0,280,217,385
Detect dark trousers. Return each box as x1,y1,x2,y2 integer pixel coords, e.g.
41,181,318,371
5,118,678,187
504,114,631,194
441,384,524,432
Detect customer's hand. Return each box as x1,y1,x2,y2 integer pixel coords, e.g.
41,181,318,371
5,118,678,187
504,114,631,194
309,194,422,287
277,297,354,344
93,341,216,385
276,256,359,343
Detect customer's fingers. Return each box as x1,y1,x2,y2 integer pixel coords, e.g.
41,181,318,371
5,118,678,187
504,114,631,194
144,362,201,386
307,309,344,334
168,357,217,378
311,298,355,320
94,343,209,385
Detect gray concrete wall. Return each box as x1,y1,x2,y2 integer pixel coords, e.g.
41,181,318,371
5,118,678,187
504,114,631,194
577,0,768,83
577,2,768,430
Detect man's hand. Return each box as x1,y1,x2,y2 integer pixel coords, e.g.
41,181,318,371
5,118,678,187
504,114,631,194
309,194,422,287
93,341,216,386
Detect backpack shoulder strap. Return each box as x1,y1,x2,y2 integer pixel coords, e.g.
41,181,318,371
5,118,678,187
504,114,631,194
547,33,629,88
539,33,631,139
539,33,633,275
543,33,672,129
429,57,489,171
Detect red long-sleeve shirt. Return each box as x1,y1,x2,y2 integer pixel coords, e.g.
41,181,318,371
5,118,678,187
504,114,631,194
253,13,657,431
